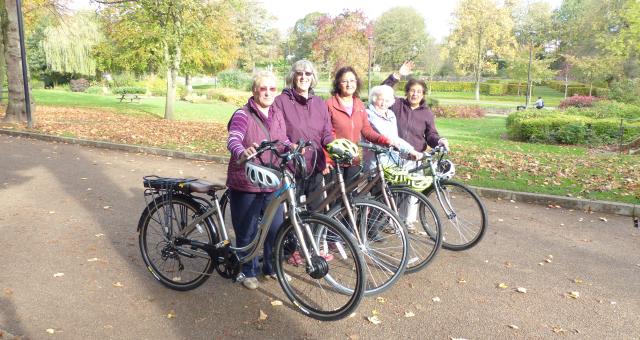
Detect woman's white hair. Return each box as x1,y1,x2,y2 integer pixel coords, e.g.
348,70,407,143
251,70,277,93
369,85,395,109
285,59,318,89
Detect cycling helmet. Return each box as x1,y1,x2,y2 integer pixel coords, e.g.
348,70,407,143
327,138,359,161
406,173,433,191
383,165,408,185
437,159,456,180
245,162,281,189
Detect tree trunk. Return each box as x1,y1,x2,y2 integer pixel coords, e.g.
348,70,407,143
589,82,593,96
474,36,482,101
163,42,181,120
564,73,568,99
517,81,521,96
185,74,192,95
0,34,5,103
2,0,33,123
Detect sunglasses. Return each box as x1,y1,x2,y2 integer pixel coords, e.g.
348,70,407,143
258,86,277,93
295,71,313,77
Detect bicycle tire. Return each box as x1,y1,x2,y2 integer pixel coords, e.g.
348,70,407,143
273,212,366,321
423,180,487,251
325,198,409,296
138,194,217,291
387,187,443,273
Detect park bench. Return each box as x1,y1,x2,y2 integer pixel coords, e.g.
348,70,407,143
118,93,142,103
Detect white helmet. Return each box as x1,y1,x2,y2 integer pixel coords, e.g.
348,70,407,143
437,160,456,180
245,162,281,189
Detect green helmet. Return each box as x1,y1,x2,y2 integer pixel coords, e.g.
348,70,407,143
406,173,433,191
327,138,359,161
383,165,408,185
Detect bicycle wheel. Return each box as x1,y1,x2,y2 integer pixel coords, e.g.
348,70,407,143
138,195,216,291
388,187,443,273
326,198,408,296
423,180,487,251
273,212,365,321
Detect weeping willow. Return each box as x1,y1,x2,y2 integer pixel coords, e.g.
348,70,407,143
40,12,103,76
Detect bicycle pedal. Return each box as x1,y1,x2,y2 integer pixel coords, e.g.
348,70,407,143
214,240,230,249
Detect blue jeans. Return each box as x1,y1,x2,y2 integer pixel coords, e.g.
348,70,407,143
229,189,284,278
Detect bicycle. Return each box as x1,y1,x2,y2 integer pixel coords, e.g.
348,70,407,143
137,140,366,321
409,146,488,251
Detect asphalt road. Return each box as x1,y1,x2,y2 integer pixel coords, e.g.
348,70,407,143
1,134,639,340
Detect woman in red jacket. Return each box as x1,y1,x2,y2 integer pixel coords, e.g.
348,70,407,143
326,66,392,180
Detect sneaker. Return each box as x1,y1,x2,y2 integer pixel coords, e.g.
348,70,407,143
267,273,292,282
241,277,259,290
287,250,304,266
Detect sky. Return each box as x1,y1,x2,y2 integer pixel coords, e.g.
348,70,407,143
73,0,563,43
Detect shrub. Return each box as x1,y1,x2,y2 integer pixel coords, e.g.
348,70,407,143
506,83,529,95
111,73,137,87
608,79,640,104
558,95,599,108
205,88,249,107
506,109,640,145
427,81,476,92
218,69,252,91
113,86,146,95
70,78,90,92
433,105,486,118
562,100,640,119
480,83,507,95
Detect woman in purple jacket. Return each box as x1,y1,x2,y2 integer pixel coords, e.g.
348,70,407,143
273,60,334,201
226,71,292,290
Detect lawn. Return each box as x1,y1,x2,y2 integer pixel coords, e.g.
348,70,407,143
3,88,637,204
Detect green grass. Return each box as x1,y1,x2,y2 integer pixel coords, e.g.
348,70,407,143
32,89,237,124
430,86,565,108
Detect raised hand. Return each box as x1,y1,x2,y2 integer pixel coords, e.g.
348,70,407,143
399,60,415,77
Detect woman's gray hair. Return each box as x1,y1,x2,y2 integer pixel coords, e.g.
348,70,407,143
369,85,395,109
285,59,318,89
251,70,277,93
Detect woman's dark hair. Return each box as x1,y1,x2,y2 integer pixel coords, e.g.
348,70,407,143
331,66,362,97
404,78,428,105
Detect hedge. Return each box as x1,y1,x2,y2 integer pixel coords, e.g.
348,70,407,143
112,86,146,95
506,109,640,145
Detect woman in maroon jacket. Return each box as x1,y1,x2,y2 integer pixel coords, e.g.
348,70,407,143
226,71,292,290
382,61,449,152
274,60,334,198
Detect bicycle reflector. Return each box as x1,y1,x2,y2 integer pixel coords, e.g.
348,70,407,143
245,162,281,189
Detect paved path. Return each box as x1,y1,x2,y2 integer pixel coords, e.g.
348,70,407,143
1,134,639,339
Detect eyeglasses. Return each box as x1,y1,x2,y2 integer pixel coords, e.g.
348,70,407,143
340,79,357,85
295,71,313,77
258,86,277,93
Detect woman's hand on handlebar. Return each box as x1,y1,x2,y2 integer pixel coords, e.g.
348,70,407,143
409,150,423,161
239,143,259,163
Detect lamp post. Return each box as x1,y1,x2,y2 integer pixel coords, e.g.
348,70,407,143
367,36,373,95
525,31,536,109
16,0,32,128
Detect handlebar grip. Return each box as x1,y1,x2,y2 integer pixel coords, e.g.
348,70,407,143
358,141,375,149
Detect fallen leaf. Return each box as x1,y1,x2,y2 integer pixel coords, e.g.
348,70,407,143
87,258,99,262
371,309,379,315
508,324,519,330
404,311,415,318
46,328,55,334
504,261,512,268
258,309,268,321
545,259,552,263
552,326,566,334
568,291,579,299
538,262,544,266
348,335,359,340
270,300,283,306
547,255,553,259
510,199,516,203
348,312,357,318
573,278,583,284
610,301,617,305
432,296,441,302
81,177,87,180
167,310,176,319
497,283,508,289
498,218,504,222
49,211,55,214
103,206,111,210
367,315,382,325
112,282,124,287
516,287,527,293
376,297,386,303
95,233,104,238
457,278,467,283
599,217,608,222
53,273,64,277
